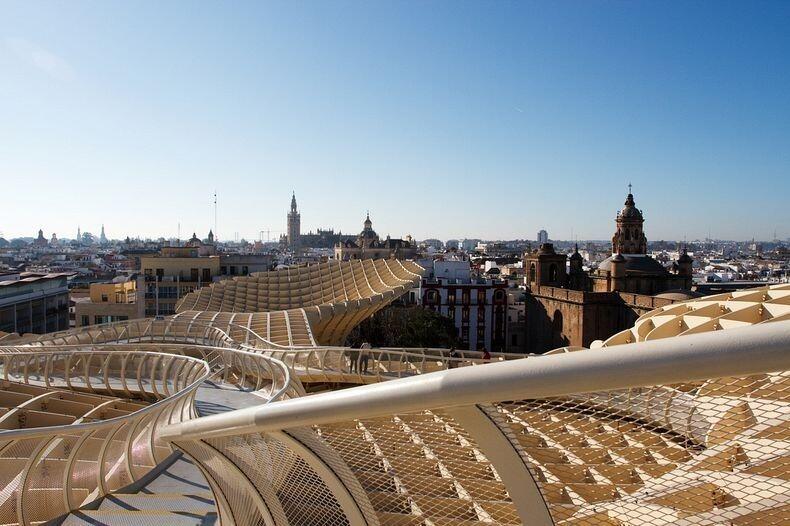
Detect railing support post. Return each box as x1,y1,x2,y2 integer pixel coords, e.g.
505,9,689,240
444,404,555,526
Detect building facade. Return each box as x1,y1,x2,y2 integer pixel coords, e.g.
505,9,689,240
416,260,508,352
299,228,344,248
334,214,418,261
0,272,70,334
74,278,145,327
219,254,274,277
140,245,221,316
524,189,695,352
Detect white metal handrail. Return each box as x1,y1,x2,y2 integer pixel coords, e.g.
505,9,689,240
160,320,790,441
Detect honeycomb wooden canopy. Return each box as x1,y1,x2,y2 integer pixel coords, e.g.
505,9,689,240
175,258,426,346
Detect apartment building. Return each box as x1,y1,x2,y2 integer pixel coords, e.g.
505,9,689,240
74,278,145,327
416,259,509,352
140,248,220,316
0,271,70,334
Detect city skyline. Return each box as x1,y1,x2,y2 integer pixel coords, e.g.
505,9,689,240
2,2,789,240
1,187,788,244
2,188,786,245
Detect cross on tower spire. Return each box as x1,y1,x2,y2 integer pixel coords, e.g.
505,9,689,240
628,182,632,194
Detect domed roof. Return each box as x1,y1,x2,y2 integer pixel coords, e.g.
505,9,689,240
599,254,667,274
618,193,643,220
359,213,377,239
359,228,378,239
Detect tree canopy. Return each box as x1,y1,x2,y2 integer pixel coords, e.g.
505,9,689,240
345,305,457,349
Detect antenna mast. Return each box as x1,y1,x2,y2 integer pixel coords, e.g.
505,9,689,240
213,191,218,242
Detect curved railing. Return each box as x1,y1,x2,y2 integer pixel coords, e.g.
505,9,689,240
21,318,238,349
160,322,790,526
0,349,210,526
261,345,532,384
17,317,532,385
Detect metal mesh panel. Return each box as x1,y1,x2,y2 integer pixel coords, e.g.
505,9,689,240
267,435,350,526
175,438,269,526
21,434,75,523
201,432,351,526
315,409,522,525
494,372,790,525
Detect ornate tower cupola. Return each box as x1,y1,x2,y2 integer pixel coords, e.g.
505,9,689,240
357,212,379,248
612,185,647,255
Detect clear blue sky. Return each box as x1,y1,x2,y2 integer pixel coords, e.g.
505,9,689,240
1,1,788,242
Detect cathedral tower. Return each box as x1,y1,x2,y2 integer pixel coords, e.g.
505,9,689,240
287,192,301,248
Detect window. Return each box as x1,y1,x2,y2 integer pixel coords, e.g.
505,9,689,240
549,264,558,283
158,286,178,298
426,289,439,305
447,289,456,305
477,290,486,305
101,294,108,302
553,309,563,333
529,264,536,283
230,266,237,276
202,268,211,282
242,266,249,275
191,268,199,281
156,268,164,279
96,315,126,324
81,315,90,326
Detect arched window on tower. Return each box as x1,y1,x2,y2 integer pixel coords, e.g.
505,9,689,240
553,309,563,333
624,228,631,241
548,264,558,283
529,263,536,283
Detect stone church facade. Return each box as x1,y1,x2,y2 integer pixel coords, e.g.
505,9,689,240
524,190,696,353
